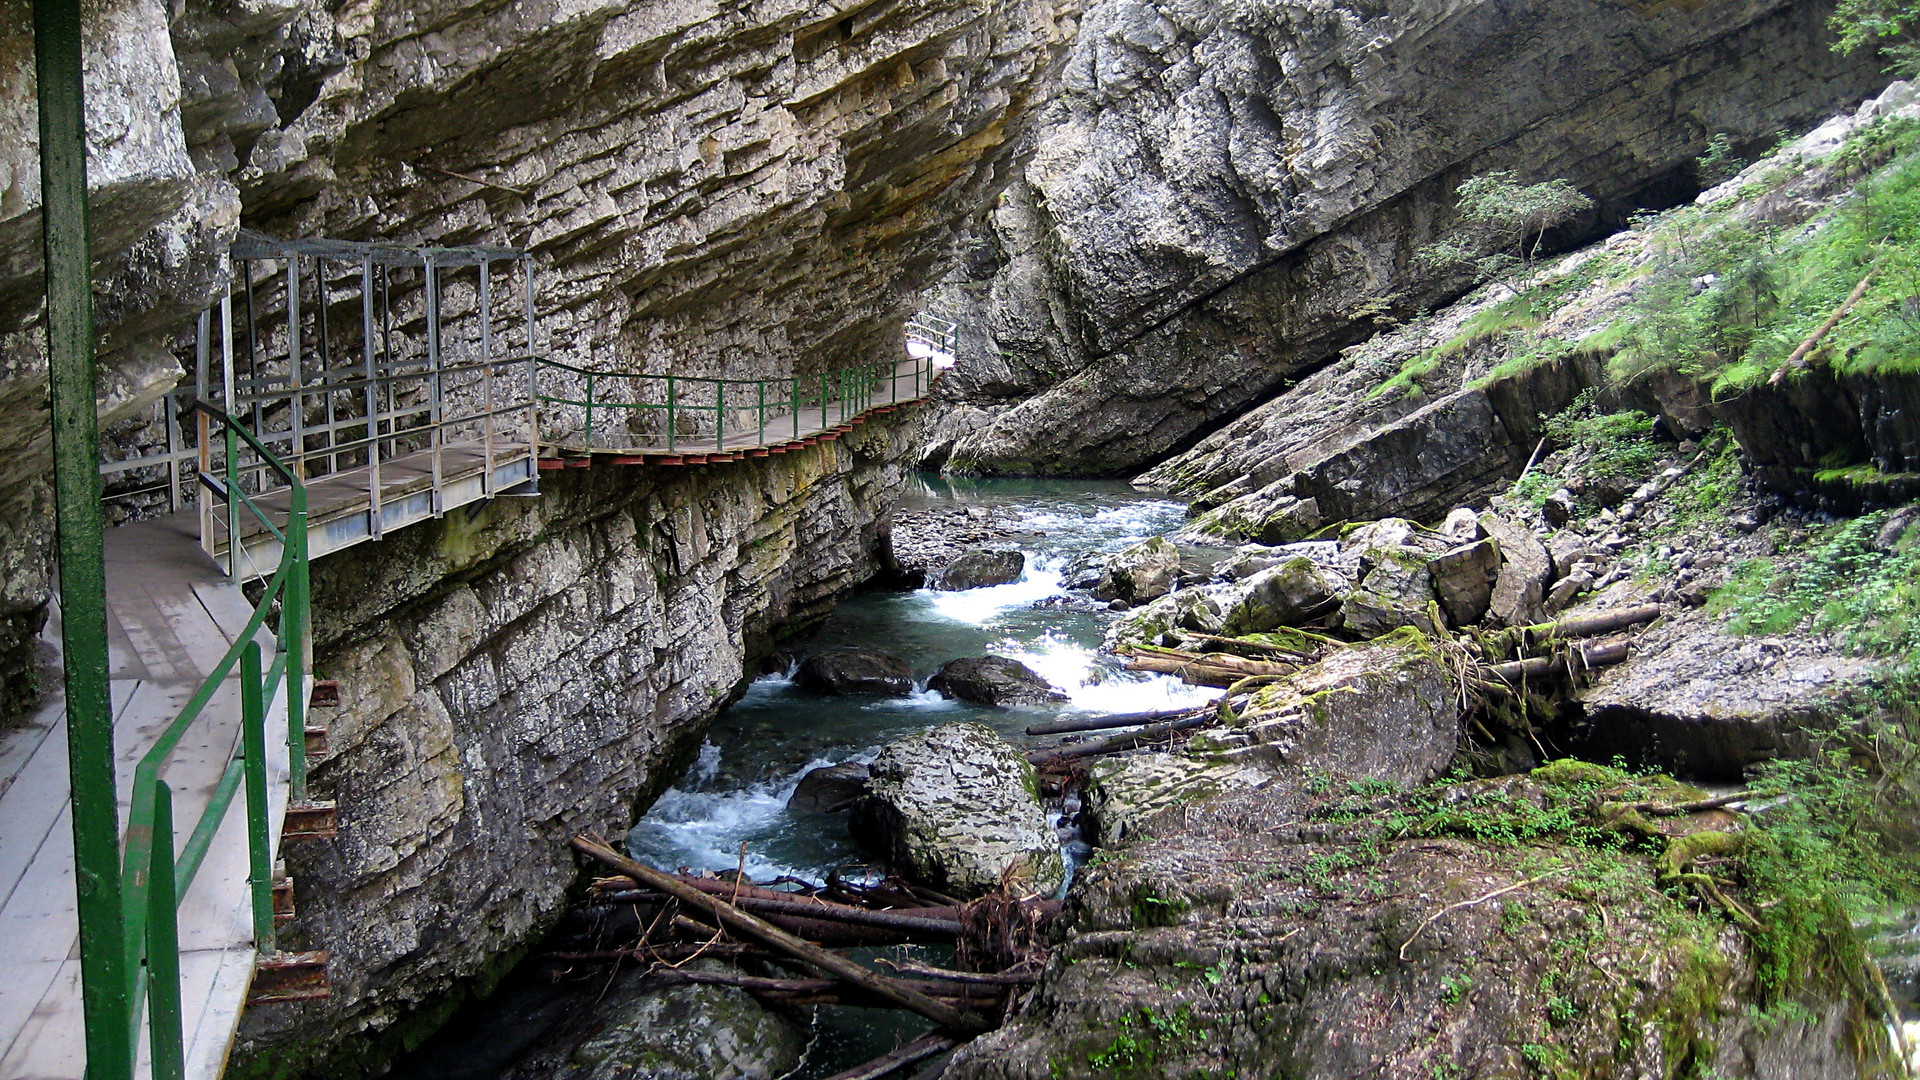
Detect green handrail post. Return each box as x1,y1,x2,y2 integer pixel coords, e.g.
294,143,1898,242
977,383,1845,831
792,377,800,439
146,782,185,1080
667,375,677,452
757,380,766,444
225,424,241,579
716,380,726,452
285,482,309,801
36,2,137,1073
241,641,274,949
584,373,595,452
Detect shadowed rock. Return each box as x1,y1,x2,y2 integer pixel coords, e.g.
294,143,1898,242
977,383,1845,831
930,656,1069,708
788,762,872,814
795,650,915,697
932,549,1026,591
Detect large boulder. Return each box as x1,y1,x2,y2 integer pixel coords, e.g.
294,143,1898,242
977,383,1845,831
1339,546,1438,637
1092,536,1182,603
1428,538,1500,627
1084,753,1275,846
1220,556,1348,634
795,649,915,696
850,722,1064,899
501,962,807,1080
932,549,1027,590
930,656,1069,707
788,762,870,813
1479,512,1552,627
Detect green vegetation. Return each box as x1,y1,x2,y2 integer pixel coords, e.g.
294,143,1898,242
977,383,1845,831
1086,1005,1201,1073
1508,390,1664,511
1604,115,1920,394
1710,508,1920,655
1834,0,1920,76
1419,172,1596,287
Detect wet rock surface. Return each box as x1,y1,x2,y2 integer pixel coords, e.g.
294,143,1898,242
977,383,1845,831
933,549,1028,591
886,505,1022,585
1091,537,1182,604
796,649,917,697
851,722,1065,899
788,762,872,814
930,656,1069,708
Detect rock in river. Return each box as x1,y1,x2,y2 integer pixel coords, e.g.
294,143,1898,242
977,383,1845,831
851,722,1064,899
929,655,1069,707
501,961,806,1080
788,761,870,813
1091,536,1182,603
932,549,1026,590
795,649,915,696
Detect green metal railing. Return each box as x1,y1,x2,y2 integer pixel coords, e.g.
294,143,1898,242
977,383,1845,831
118,401,310,1080
534,314,956,453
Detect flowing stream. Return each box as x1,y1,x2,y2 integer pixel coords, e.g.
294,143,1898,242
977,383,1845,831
388,476,1207,1079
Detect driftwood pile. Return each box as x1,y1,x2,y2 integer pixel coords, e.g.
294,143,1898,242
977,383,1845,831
561,836,1057,1079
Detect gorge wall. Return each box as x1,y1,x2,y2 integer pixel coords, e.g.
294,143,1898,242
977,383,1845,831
0,0,1081,1072
922,0,1889,477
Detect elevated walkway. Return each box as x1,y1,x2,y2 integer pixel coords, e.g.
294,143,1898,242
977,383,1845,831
0,516,300,1078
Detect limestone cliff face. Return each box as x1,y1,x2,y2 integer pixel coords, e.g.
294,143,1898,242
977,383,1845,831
0,0,1081,721
924,0,1887,477
233,423,913,1075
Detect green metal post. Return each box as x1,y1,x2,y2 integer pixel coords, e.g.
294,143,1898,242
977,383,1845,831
145,783,185,1080
792,377,800,439
584,374,595,451
34,2,136,1076
667,375,676,452
226,426,240,579
757,380,766,444
285,483,308,801
240,641,274,949
716,380,726,452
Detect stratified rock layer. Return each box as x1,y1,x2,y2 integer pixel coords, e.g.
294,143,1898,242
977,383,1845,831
930,0,1883,476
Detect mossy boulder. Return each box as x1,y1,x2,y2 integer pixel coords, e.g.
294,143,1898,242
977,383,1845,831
1220,557,1349,634
1093,536,1183,603
1339,545,1438,637
851,722,1064,899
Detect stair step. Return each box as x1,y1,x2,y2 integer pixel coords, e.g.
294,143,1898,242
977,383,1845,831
303,725,329,759
282,801,338,841
249,951,330,1004
309,679,340,708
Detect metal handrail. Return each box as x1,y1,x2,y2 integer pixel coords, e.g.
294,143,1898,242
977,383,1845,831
119,403,310,1079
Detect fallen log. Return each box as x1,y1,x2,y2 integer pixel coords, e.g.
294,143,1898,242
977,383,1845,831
823,1032,960,1080
571,835,991,1033
1027,712,1215,762
1770,267,1877,385
1520,604,1662,645
646,969,1005,1002
1025,706,1199,736
879,959,1041,985
1485,640,1630,682
1176,632,1314,660
599,890,962,936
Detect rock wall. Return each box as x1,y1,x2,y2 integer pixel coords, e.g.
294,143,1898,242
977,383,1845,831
0,0,1082,724
233,420,914,1076
926,0,1887,477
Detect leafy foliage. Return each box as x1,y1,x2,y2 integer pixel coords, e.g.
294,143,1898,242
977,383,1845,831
1833,0,1920,75
1418,172,1595,286
1711,509,1920,656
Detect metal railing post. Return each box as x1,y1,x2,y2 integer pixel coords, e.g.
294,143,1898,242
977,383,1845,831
716,380,726,452
287,256,303,479
585,374,596,450
480,258,495,494
792,376,800,439
226,424,241,579
285,482,308,802
33,2,134,1072
424,253,444,513
240,641,274,950
524,258,539,451
146,782,185,1080
362,256,383,538
757,380,766,444
667,376,676,452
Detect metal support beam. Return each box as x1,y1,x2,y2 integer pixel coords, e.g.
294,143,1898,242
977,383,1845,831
33,1,135,1076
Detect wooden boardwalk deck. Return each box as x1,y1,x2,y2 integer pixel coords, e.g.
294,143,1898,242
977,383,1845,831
541,355,947,464
0,515,296,1079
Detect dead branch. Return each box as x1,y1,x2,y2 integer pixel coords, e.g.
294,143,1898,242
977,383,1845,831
820,1032,960,1080
1770,268,1878,385
1399,870,1567,960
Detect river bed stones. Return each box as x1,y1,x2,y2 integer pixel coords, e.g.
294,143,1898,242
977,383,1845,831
929,656,1069,707
1091,536,1182,603
788,762,871,813
850,722,1064,899
933,549,1027,590
795,649,915,696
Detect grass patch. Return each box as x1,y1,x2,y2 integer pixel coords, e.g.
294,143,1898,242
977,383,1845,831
1710,508,1920,656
